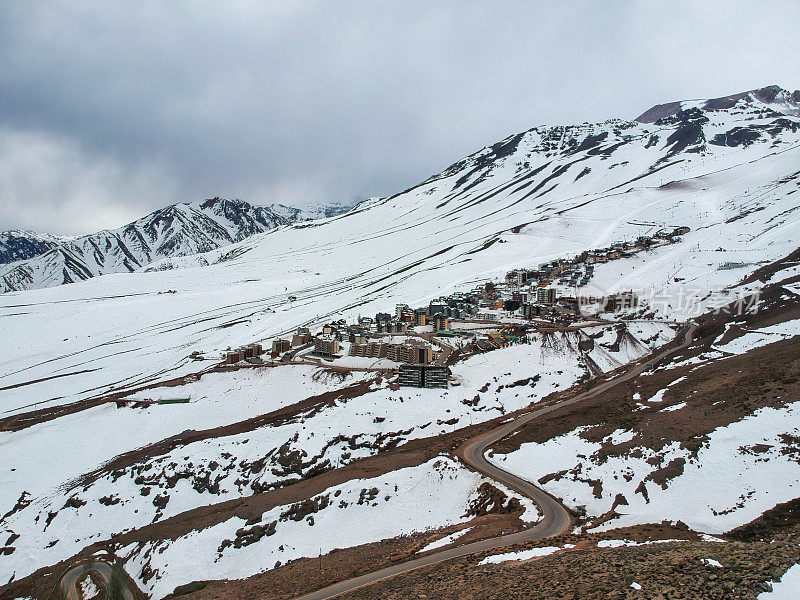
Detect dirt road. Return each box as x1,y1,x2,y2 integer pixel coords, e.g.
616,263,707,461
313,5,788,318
294,323,696,600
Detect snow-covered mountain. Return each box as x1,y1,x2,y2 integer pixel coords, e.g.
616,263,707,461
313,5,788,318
0,230,66,264
0,198,308,293
3,85,800,597
299,197,365,219
3,84,800,408
635,84,800,123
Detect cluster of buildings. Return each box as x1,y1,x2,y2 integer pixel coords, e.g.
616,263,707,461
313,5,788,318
268,327,312,358
222,226,688,387
499,227,688,322
374,305,452,331
349,339,433,364
464,331,513,354
224,343,264,364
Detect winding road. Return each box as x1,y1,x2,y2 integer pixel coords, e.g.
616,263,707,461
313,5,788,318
58,559,136,600
295,323,696,600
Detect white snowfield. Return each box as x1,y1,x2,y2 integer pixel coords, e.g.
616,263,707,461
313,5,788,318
1,92,799,417
713,320,800,355
759,562,800,600
478,544,573,565
417,526,473,553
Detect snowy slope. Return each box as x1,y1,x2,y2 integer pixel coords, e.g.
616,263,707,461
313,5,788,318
0,198,306,293
2,84,800,594
121,458,535,599
2,86,799,416
0,322,667,586
490,402,800,534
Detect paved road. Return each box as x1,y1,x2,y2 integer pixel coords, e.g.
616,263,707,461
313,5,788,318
294,323,696,600
59,559,136,600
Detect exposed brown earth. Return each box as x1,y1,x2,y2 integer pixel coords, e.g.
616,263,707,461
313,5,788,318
328,524,800,600
494,335,800,459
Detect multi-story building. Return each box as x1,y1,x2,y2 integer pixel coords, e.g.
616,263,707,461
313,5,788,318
349,332,368,345
537,286,557,305
395,303,409,319
398,364,424,387
238,343,263,358
605,292,639,312
349,341,387,358
350,341,431,363
428,301,448,315
399,309,414,323
473,313,498,321
398,364,450,389
314,337,340,357
522,303,540,319
291,327,312,347
271,339,291,355
432,314,451,331
393,344,432,364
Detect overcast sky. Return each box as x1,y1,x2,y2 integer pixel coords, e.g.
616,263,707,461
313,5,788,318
1,1,799,235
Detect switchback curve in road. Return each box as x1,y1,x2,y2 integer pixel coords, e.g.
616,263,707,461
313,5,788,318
294,325,696,600
58,559,136,600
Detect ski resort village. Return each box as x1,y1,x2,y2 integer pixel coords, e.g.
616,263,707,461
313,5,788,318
3,74,800,600
205,227,689,393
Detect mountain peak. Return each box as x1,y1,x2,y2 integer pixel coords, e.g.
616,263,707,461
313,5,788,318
635,85,800,123
199,196,223,210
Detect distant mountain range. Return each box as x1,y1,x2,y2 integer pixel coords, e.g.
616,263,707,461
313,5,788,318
0,197,359,293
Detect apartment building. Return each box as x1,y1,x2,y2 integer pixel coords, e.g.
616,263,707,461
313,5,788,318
398,364,450,389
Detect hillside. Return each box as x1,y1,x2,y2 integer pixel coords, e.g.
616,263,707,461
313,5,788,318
2,85,800,600
2,85,798,413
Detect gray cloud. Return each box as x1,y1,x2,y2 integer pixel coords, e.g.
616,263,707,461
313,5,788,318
1,0,799,234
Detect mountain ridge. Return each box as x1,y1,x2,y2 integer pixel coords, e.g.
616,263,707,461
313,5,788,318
0,198,327,292
4,84,799,294
635,84,800,123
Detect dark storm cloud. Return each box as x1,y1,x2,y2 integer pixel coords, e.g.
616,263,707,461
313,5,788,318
1,0,799,234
